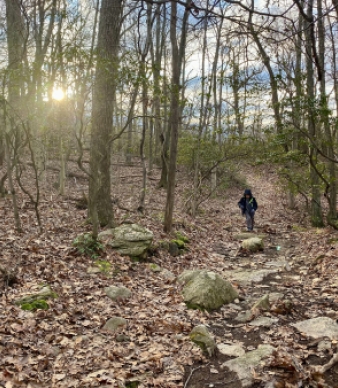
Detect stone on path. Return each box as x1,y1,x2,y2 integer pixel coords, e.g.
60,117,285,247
105,286,131,301
234,233,267,241
179,270,238,311
189,325,216,357
241,237,264,252
252,294,270,311
222,344,275,387
99,224,153,258
103,317,127,333
292,317,338,340
217,343,245,357
222,269,276,286
248,317,278,327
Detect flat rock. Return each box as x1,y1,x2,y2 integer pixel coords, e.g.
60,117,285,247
217,343,245,357
249,317,278,327
222,269,276,285
222,344,275,387
99,224,153,257
148,263,162,272
87,266,101,274
103,317,127,333
15,286,57,305
235,310,254,323
234,233,267,240
292,317,338,339
160,269,176,282
252,294,270,311
105,286,131,301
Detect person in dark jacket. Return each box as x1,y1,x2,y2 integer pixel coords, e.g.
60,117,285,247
238,189,258,231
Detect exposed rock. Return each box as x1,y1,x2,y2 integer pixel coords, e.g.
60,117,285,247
87,266,101,274
103,317,127,333
189,325,216,357
235,310,254,323
105,286,131,301
148,263,162,272
234,233,266,241
222,269,276,286
241,237,264,252
168,242,180,257
217,343,245,357
116,334,130,342
99,224,153,258
160,269,176,282
181,270,238,311
222,345,275,387
292,317,338,340
248,317,278,327
15,285,57,306
252,294,270,311
177,270,202,285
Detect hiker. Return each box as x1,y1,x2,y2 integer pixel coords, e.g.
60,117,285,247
238,189,258,231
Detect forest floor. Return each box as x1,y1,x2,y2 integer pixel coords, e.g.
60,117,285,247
1,160,338,388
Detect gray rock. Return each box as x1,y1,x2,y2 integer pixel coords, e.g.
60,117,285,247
248,317,278,327
161,269,176,282
189,325,216,357
148,263,162,272
252,294,270,311
241,237,264,252
234,233,266,241
181,270,238,311
318,340,331,351
217,343,245,357
15,285,57,305
222,345,275,387
235,310,254,323
116,334,130,342
105,286,131,301
177,270,202,285
99,224,153,257
292,317,338,340
222,269,276,286
103,317,127,333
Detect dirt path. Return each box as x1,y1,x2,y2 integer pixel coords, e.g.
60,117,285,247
1,164,338,387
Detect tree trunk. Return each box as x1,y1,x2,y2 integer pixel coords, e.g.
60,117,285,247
89,0,123,229
163,1,190,233
305,0,324,226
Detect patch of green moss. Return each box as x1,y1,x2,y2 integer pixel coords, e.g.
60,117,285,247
175,231,189,243
20,299,49,311
94,260,111,274
292,225,307,232
171,239,185,249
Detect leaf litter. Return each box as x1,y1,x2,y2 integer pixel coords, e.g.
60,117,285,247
1,163,338,387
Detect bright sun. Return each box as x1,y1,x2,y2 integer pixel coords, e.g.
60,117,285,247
52,88,65,101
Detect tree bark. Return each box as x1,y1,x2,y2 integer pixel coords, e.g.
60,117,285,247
89,0,123,229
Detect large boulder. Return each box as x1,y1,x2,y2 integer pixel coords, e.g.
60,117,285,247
99,224,153,258
180,270,238,311
241,237,264,252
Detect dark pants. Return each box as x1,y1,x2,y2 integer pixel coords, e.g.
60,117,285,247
245,211,255,231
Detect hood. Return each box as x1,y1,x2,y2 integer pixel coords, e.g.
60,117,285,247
244,189,252,197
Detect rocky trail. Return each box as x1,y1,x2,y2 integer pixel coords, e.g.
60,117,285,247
1,164,338,388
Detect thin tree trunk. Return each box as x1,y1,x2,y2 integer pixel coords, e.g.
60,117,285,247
163,0,190,233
